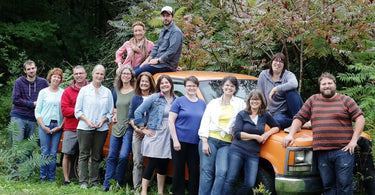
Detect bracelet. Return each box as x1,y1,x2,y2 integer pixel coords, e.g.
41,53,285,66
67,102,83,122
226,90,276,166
157,58,160,63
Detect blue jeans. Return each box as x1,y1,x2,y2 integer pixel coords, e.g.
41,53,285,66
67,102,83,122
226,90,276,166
274,90,304,129
103,130,133,188
317,149,354,195
198,137,230,195
38,122,62,182
10,117,36,144
223,149,259,195
134,63,173,77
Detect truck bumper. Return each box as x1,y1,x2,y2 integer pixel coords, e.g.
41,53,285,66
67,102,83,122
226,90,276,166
275,175,323,195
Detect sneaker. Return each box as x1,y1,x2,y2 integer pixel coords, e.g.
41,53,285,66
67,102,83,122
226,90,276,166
80,183,88,189
63,181,70,186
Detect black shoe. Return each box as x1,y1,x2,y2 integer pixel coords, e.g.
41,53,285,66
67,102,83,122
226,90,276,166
102,187,109,192
63,181,70,186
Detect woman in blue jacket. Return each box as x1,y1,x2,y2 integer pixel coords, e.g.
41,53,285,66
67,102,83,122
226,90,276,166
223,89,280,194
134,74,175,195
128,71,156,191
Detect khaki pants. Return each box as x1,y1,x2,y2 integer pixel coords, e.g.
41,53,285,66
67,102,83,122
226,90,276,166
77,129,108,185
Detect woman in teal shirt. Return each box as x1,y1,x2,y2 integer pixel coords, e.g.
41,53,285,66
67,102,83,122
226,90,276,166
35,68,64,182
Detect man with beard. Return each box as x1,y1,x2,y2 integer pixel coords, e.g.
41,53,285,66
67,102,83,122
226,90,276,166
134,6,183,76
281,72,365,195
10,60,49,144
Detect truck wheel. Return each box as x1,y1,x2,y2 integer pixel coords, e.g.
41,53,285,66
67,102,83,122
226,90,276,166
256,167,276,195
70,154,79,179
355,137,375,195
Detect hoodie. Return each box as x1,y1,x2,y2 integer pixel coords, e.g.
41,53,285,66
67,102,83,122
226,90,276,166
10,76,49,121
61,80,89,131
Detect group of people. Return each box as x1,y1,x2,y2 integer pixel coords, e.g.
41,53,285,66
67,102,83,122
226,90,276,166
10,5,365,195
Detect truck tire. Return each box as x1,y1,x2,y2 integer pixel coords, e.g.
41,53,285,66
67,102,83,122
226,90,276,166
69,154,79,179
355,137,375,195
256,166,276,195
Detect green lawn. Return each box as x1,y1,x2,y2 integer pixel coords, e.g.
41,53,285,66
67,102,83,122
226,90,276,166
0,166,169,195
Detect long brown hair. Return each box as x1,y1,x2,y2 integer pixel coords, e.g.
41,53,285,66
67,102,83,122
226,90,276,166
244,89,267,115
269,52,287,76
134,72,156,96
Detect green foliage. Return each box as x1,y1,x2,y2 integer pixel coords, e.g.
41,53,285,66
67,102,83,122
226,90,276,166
337,50,375,130
0,123,46,181
0,79,14,133
254,182,272,195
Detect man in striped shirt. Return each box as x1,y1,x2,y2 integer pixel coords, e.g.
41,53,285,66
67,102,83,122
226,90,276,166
282,72,365,195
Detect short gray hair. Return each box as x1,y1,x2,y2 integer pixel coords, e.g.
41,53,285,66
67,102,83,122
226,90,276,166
92,64,105,74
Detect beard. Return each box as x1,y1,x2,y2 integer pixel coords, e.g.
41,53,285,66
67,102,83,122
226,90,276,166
163,20,172,26
321,89,336,98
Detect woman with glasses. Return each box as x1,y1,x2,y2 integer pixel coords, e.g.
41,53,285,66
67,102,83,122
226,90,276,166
103,65,135,191
169,76,206,195
257,52,303,129
222,89,280,194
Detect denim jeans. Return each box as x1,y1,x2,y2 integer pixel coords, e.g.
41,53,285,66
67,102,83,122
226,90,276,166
223,149,259,195
134,64,173,77
274,90,304,129
77,129,108,185
317,149,354,195
103,130,133,188
132,132,144,189
198,137,230,195
38,122,62,182
171,141,199,195
11,117,36,144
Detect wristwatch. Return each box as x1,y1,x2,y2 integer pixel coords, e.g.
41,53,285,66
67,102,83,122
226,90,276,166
157,58,160,63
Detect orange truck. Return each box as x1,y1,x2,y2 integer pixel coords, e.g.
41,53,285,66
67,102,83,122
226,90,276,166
58,70,375,194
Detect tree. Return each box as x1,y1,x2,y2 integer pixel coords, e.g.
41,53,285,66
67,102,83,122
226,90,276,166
235,0,374,92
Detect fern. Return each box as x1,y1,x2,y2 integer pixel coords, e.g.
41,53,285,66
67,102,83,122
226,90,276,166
338,56,375,131
1,122,53,181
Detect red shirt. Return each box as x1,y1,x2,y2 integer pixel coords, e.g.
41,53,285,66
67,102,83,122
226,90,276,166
61,81,88,131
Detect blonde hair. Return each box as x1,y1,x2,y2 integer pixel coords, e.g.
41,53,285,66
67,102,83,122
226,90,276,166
129,21,149,66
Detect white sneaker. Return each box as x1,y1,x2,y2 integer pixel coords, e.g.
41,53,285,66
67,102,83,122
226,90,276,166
284,126,292,133
303,121,312,129
80,183,88,189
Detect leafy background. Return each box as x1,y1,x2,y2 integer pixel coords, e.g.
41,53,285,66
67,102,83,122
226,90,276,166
0,0,374,193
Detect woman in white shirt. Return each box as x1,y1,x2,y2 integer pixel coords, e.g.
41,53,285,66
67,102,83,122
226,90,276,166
74,64,114,189
198,76,245,195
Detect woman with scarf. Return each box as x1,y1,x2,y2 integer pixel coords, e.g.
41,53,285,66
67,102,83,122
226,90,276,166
115,21,154,73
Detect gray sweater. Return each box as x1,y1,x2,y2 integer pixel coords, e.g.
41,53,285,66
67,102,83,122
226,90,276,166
257,69,298,114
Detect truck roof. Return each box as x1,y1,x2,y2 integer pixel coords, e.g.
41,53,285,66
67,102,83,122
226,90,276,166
154,71,258,81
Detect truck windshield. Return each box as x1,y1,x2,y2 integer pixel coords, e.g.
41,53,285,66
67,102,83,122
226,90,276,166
199,79,257,103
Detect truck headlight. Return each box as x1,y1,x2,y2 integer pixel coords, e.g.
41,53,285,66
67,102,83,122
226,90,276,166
286,148,314,174
295,150,313,164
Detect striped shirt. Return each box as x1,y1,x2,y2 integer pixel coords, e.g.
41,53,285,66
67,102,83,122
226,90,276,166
294,93,363,151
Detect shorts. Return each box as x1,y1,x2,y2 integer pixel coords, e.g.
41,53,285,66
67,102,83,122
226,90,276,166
62,130,78,155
